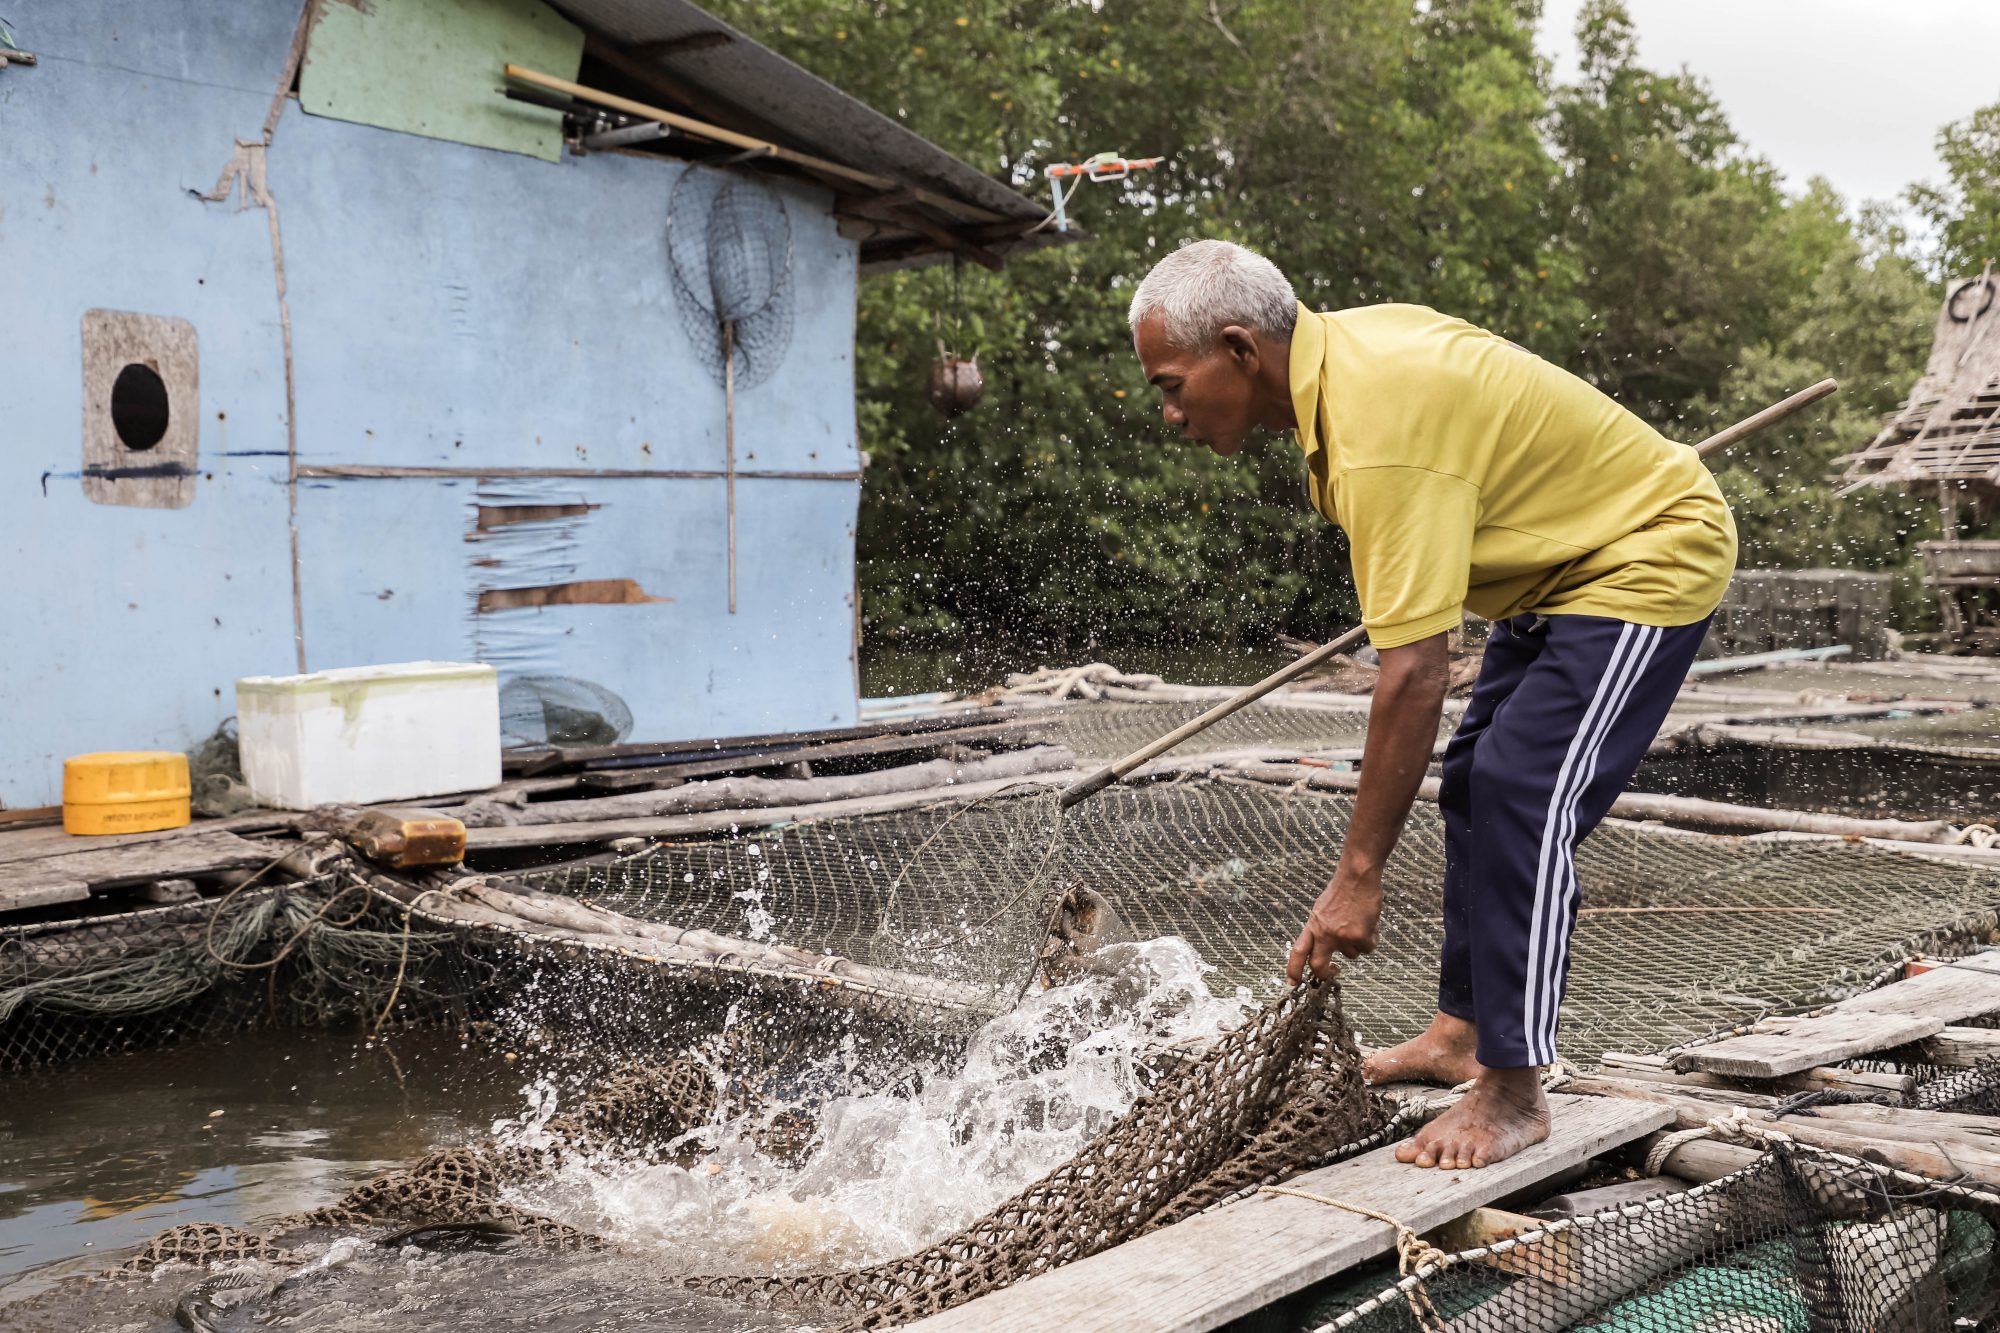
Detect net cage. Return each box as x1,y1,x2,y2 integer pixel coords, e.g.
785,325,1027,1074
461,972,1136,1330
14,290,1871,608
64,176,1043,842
0,874,487,1072
1303,1138,2000,1332
11,760,2000,1327
519,780,2000,1065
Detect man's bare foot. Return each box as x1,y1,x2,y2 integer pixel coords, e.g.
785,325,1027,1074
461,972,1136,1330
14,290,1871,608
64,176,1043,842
1395,1067,1552,1169
1362,1011,1483,1087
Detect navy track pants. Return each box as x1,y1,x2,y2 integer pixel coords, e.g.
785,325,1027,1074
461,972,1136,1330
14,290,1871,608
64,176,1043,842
1436,613,1710,1069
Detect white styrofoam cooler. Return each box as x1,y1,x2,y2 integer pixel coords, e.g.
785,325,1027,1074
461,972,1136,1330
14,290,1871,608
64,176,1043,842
237,662,501,810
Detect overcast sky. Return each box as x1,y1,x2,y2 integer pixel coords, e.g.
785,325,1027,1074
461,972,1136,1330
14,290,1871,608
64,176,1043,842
1536,1,1999,211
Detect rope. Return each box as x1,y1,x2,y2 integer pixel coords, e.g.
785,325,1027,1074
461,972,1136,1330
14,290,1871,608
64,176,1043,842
1643,1124,1719,1176
1259,1186,1449,1331
369,887,447,1039
1642,1106,1799,1179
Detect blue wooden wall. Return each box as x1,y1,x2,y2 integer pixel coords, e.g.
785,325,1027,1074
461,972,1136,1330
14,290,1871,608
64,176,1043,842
0,0,862,808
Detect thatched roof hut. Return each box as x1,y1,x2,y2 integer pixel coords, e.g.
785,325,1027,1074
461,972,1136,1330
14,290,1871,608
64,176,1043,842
1843,272,2000,500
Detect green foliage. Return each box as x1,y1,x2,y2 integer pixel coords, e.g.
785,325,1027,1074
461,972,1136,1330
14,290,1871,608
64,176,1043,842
705,0,1957,649
1912,103,2000,279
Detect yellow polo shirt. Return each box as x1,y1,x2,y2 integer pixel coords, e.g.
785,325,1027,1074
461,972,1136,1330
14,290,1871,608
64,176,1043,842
1289,303,1736,649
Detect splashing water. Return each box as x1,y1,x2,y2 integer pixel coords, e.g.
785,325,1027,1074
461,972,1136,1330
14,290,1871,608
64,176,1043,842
494,936,1251,1275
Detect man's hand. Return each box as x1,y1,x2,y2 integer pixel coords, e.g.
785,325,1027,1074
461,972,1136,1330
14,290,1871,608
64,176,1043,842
1287,870,1383,983
1283,631,1449,986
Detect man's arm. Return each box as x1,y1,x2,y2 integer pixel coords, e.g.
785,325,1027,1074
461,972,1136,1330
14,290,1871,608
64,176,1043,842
1286,631,1449,983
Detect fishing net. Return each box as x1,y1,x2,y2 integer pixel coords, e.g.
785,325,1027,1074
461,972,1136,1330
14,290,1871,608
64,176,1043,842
1302,1140,2000,1332
1048,697,1390,763
107,978,1393,1332
667,166,794,390
525,780,2000,1065
0,874,475,1071
15,757,2000,1328
498,675,635,748
186,718,256,817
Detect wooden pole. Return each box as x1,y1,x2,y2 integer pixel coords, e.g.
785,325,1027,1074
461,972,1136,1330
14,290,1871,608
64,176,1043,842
1060,380,1841,810
1690,378,1838,459
1058,625,1368,808
724,319,738,615
506,64,927,200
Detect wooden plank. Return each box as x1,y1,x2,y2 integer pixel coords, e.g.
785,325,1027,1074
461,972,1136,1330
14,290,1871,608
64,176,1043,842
2,879,90,911
899,1094,1672,1333
0,811,294,866
1674,1011,1944,1079
1574,1075,2000,1188
0,830,279,915
1916,1025,2000,1067
576,717,1060,793
1677,952,2000,1078
1599,1051,1914,1099
503,706,1023,776
1847,951,2000,1014
1432,1206,1578,1284
464,770,1075,852
300,0,583,162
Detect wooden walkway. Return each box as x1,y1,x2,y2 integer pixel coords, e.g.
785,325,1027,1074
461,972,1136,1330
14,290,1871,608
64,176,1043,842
902,1095,1672,1333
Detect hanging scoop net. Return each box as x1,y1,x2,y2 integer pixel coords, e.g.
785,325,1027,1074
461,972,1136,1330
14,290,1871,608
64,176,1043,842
667,166,795,389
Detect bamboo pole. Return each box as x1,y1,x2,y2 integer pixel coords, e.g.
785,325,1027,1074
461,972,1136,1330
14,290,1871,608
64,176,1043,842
416,875,997,1013
1058,626,1368,808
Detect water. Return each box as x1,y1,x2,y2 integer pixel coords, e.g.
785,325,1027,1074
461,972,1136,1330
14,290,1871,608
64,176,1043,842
0,939,1249,1332
0,1032,519,1307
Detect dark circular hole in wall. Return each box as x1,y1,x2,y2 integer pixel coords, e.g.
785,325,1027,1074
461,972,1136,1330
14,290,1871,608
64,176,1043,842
111,362,170,451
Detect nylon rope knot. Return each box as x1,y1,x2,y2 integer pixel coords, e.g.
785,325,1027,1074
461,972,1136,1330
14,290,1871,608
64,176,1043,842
1258,1186,1450,1332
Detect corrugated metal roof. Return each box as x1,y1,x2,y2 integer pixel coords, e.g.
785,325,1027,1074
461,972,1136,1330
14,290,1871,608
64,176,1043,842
544,0,1071,270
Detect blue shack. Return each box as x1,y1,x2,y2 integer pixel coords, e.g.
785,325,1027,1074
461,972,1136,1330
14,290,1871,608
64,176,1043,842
0,0,1054,809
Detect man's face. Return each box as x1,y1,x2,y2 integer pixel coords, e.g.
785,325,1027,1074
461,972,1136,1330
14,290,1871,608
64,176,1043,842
1134,312,1263,456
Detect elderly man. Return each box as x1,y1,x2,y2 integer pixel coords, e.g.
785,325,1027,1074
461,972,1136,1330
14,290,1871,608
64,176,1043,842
1128,240,1736,1169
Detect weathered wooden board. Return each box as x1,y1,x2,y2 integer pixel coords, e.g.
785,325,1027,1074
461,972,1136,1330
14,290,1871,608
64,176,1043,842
899,1095,1672,1333
1917,1025,2000,1067
1673,1012,1945,1079
299,0,583,162
0,812,293,867
1599,1050,1914,1098
577,717,1062,793
464,770,1075,851
1576,1075,2000,1189
0,830,277,915
1677,952,2000,1078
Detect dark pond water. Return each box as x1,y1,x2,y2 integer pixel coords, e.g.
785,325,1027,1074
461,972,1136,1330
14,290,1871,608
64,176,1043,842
0,1031,518,1306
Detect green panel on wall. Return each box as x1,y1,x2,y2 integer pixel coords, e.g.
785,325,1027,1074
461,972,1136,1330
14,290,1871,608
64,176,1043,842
299,0,583,163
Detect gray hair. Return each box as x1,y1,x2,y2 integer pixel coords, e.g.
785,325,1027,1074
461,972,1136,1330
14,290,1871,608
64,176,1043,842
1128,240,1298,351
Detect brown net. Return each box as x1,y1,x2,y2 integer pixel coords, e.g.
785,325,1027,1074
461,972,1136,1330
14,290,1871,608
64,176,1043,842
110,979,1392,1331
678,979,1390,1327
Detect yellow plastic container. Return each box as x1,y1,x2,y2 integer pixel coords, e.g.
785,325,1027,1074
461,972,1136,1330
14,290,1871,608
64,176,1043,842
63,751,192,836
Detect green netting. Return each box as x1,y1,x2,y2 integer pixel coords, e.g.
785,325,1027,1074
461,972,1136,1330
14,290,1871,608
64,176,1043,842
1303,1141,2000,1332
